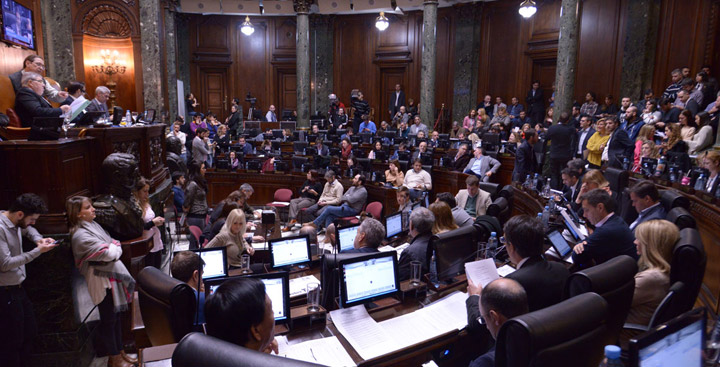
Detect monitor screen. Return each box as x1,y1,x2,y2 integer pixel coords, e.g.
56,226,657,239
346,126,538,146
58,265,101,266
204,272,290,324
189,247,228,279
337,224,359,252
1,0,35,50
339,252,399,308
629,308,705,367
547,230,572,258
269,235,311,268
385,212,403,238
560,208,586,241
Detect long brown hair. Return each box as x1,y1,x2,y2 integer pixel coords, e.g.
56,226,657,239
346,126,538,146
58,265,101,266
133,176,151,217
429,202,458,234
665,123,681,151
66,196,89,234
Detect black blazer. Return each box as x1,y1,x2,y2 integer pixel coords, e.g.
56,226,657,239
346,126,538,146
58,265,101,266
506,255,570,312
14,87,62,127
9,70,22,92
525,88,545,113
573,127,595,156
388,90,406,115
571,214,638,269
546,123,575,159
607,128,635,168
563,177,583,203
512,140,537,182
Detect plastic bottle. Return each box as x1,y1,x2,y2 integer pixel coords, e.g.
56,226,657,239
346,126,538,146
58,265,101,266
669,166,678,183
541,206,550,228
532,173,540,191
524,175,532,189
707,319,720,364
486,232,498,260
622,157,630,171
125,110,132,126
598,345,623,367
695,174,706,192
654,156,666,177
542,178,551,198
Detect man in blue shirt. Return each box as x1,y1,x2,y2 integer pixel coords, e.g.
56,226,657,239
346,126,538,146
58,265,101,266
237,136,254,155
170,251,206,327
358,115,377,134
171,173,185,213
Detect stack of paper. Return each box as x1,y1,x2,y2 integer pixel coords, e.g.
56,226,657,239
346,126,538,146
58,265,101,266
279,336,356,367
464,259,500,287
330,306,400,360
289,275,321,297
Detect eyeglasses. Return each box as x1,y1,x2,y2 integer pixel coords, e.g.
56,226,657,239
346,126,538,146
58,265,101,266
32,62,45,69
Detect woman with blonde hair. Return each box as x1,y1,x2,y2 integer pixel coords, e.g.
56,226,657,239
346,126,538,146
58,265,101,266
206,208,255,268
67,196,135,367
477,108,489,124
574,169,617,210
584,118,611,169
633,124,656,170
622,219,678,343
428,202,458,234
490,106,510,128
632,141,658,173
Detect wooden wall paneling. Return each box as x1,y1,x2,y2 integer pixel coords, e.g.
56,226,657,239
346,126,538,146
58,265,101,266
276,67,297,112
333,16,375,113
234,17,270,118
0,0,45,77
198,67,229,118
270,17,297,114
375,13,413,121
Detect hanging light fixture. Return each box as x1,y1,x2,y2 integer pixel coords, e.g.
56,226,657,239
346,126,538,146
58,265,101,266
241,16,255,36
518,0,537,18
375,12,389,31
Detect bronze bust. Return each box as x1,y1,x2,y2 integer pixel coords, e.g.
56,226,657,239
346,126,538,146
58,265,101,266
166,136,187,177
93,153,144,241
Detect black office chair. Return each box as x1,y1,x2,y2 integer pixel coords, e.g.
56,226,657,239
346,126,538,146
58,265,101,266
172,333,325,367
137,267,196,346
604,167,629,194
618,188,638,225
421,164,433,176
624,281,685,333
660,189,690,212
563,255,637,346
398,160,409,172
495,292,609,367
293,141,309,155
498,184,514,200
665,206,696,230
478,182,500,200
292,156,309,172
670,228,706,314
486,197,510,225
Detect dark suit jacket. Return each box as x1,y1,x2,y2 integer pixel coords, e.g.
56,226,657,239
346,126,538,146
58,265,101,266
631,203,667,231
512,140,537,182
60,96,75,106
572,214,638,268
563,177,583,203
525,88,545,113
661,107,681,123
343,247,379,254
573,127,596,156
546,123,575,159
685,98,700,116
388,90,406,116
9,70,22,92
451,152,472,171
85,99,109,118
14,87,62,127
398,233,432,281
506,255,569,312
227,111,242,134
607,128,635,168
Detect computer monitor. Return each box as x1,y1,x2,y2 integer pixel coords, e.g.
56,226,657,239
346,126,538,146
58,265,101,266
269,235,311,268
385,211,404,239
373,150,387,162
640,157,658,177
337,223,360,252
431,226,477,282
397,151,411,161
357,158,373,172
627,308,705,367
420,152,433,166
189,247,228,280
204,271,291,325
280,121,296,131
271,129,284,139
339,251,400,308
560,208,586,241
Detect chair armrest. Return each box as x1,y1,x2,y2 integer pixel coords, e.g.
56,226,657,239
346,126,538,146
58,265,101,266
623,322,649,332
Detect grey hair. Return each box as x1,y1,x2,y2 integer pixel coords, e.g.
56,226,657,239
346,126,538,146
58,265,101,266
410,207,435,234
240,183,254,193
324,170,336,180
95,86,110,95
358,218,385,248
21,72,42,87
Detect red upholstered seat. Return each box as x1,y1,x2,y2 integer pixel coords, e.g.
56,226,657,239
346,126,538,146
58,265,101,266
266,188,293,207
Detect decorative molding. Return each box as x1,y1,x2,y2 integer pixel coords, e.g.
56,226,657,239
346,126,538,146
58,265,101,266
293,0,313,14
82,5,133,38
704,0,720,65
149,137,163,170
113,141,140,162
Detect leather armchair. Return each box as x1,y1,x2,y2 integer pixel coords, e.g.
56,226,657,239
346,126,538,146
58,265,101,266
604,167,629,194
660,189,690,212
498,184,514,201
564,255,637,346
479,182,500,200
670,228,706,314
138,267,197,346
495,292,608,367
665,206,696,230
486,197,510,225
172,333,325,367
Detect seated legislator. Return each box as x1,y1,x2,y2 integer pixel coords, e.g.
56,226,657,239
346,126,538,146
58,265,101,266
436,192,473,228
396,186,413,214
14,72,71,127
61,81,85,106
9,55,67,102
204,277,279,354
283,170,323,231
448,143,472,171
206,209,255,267
572,189,638,268
465,278,529,367
237,136,254,155
429,202,458,235
398,207,435,281
463,146,501,182
410,141,429,162
303,170,344,221
314,138,330,156
621,219,678,345
561,167,583,204
385,160,405,187
170,251,206,327
343,218,385,254
628,181,667,232
85,86,111,119
455,175,492,218
403,159,432,201
512,128,539,182
306,174,367,229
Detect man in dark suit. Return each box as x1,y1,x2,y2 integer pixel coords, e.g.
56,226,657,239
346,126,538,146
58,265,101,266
398,207,434,281
561,168,583,203
525,81,545,126
658,97,681,129
388,84,406,119
545,112,576,189
605,116,634,168
628,181,667,232
572,189,638,269
343,218,384,254
573,115,595,159
60,82,85,106
85,86,110,119
14,72,71,127
9,55,68,103
449,143,472,171
512,128,539,182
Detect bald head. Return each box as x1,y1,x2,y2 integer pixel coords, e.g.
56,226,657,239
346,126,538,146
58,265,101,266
480,278,528,339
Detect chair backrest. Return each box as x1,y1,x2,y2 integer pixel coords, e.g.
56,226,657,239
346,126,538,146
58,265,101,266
172,333,325,367
274,188,293,202
188,225,203,248
618,188,638,225
564,255,637,346
665,206,696,230
487,197,510,225
0,75,16,121
660,189,690,212
478,182,500,200
647,281,686,327
495,292,608,367
604,167,629,194
137,267,197,346
365,201,383,220
670,228,706,313
498,184,514,200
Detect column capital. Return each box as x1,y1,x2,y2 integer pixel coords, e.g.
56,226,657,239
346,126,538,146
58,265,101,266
294,0,313,14
423,0,439,5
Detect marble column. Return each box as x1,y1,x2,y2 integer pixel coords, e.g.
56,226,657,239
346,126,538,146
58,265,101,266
451,4,482,124
295,0,312,128
619,0,661,100
40,0,75,86
420,0,438,129
176,14,192,99
310,15,334,117
140,0,165,113
164,1,180,121
553,0,580,122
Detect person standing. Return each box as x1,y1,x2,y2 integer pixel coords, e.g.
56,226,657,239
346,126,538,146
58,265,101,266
526,81,545,126
545,112,575,189
388,84,406,119
0,194,59,367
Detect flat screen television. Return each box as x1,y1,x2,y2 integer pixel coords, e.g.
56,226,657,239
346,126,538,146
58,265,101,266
1,0,35,50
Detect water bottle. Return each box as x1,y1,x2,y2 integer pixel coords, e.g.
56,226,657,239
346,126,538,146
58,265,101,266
486,232,498,260
707,319,720,364
695,174,706,192
253,146,257,154
125,110,132,126
598,345,623,367
524,174,532,189
542,178,551,198
532,173,540,192
622,157,630,171
654,156,666,177
669,166,678,183
541,206,550,228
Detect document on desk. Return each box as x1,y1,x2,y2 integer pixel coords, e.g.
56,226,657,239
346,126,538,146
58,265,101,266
280,336,356,367
419,291,469,332
330,305,399,360
289,275,321,297
464,259,500,287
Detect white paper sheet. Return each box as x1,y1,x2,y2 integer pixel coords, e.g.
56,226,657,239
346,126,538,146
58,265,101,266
464,259,500,287
281,336,356,367
329,305,399,360
497,264,517,277
289,275,321,297
419,291,469,332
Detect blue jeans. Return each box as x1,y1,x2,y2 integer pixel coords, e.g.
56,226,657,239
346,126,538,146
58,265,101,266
408,189,425,201
313,204,358,228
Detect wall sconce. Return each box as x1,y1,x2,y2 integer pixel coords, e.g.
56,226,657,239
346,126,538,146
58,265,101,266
241,16,255,36
375,12,389,31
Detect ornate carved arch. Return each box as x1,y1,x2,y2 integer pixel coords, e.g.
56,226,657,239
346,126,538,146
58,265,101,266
73,1,140,37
